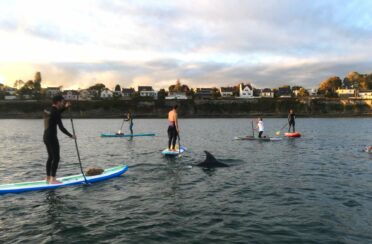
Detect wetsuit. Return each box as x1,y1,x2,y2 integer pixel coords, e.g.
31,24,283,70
43,106,72,177
127,115,133,134
288,113,296,132
168,121,178,150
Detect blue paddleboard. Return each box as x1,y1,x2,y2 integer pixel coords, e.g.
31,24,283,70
0,165,128,195
162,146,187,156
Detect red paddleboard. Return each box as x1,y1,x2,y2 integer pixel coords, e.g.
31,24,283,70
285,132,301,138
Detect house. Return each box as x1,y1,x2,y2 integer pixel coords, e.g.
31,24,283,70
122,88,135,97
195,88,214,99
307,88,318,97
261,88,274,98
278,87,292,98
336,88,356,98
5,87,17,95
358,90,372,99
45,87,61,98
101,89,114,99
62,90,79,100
79,89,93,101
220,87,234,97
138,86,157,98
166,91,188,100
239,83,254,98
0,83,4,91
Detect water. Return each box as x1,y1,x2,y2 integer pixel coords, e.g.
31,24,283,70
0,118,372,244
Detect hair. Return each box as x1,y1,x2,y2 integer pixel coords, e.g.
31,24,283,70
173,105,178,110
259,117,262,121
52,95,64,104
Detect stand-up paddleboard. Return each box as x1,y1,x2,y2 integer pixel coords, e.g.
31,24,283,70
234,136,282,141
0,165,128,195
101,133,155,138
162,145,187,156
285,132,301,138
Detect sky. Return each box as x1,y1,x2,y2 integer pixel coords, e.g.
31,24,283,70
0,0,371,90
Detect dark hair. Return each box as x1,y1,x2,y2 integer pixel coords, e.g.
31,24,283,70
52,95,64,104
173,105,178,109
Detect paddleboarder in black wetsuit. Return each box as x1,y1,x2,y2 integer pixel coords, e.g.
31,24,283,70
44,95,75,184
288,109,296,132
125,112,134,135
167,105,179,151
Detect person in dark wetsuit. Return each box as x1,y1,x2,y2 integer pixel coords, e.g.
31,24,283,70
167,105,179,151
125,112,133,134
288,109,296,132
43,95,75,184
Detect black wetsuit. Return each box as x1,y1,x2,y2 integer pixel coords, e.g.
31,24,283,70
43,106,72,177
288,113,296,132
168,122,178,150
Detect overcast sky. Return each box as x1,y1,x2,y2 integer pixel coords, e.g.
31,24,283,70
0,0,371,89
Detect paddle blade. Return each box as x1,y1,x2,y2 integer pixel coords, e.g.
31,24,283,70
275,131,280,136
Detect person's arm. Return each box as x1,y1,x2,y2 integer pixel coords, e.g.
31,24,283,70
288,114,291,122
57,114,73,138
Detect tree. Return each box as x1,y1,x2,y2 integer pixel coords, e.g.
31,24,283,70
14,80,24,89
297,88,309,97
212,87,221,98
318,76,342,97
169,80,190,92
18,80,35,98
88,83,106,98
115,84,121,92
158,88,166,100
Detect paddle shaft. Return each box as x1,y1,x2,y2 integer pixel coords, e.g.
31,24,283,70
119,118,125,131
69,109,89,185
178,134,181,154
251,120,255,137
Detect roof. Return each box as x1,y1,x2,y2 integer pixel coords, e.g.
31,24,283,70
62,90,79,95
46,87,61,90
196,88,214,94
138,86,153,91
122,88,135,93
262,88,272,92
241,83,253,90
220,87,234,92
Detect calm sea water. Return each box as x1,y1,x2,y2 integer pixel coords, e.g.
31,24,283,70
0,118,372,244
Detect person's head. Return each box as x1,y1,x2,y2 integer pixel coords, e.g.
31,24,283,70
289,109,293,114
52,95,65,109
172,105,178,111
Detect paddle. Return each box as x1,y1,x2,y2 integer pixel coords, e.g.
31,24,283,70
275,122,288,136
69,106,89,185
251,120,255,138
118,118,125,134
178,134,181,155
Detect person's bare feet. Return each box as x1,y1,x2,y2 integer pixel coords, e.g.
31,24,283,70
48,177,62,184
45,176,51,182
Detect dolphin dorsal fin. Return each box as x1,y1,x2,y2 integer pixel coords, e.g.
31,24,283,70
204,151,217,163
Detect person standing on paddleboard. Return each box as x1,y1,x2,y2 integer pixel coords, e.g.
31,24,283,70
125,112,134,135
168,105,179,151
257,118,264,138
288,109,296,133
44,95,75,184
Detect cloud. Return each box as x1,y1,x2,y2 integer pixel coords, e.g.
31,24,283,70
0,0,371,89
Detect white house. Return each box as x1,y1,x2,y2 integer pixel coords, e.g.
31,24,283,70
336,88,356,98
307,88,318,97
359,90,372,99
62,90,79,100
261,88,274,98
45,87,61,98
5,87,17,95
220,87,234,97
166,91,188,100
138,86,157,99
79,89,93,101
239,83,254,98
5,95,17,100
101,89,114,99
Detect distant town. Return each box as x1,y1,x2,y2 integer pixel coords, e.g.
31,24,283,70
0,71,371,101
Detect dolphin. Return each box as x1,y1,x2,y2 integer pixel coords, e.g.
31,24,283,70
196,151,229,168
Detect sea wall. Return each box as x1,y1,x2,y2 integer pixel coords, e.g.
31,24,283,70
0,98,371,118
